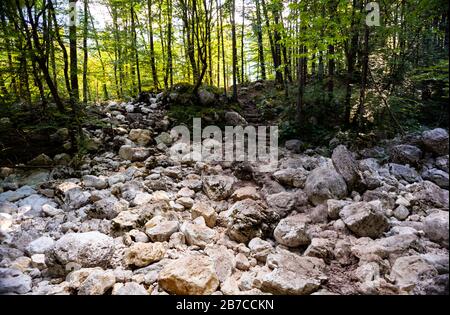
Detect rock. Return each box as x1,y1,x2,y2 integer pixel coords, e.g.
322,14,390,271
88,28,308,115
230,186,261,201
304,238,334,262
29,153,53,166
191,202,217,227
155,132,172,146
391,145,422,165
181,222,216,248
0,201,18,214
422,168,449,188
285,140,303,153
305,166,347,206
198,89,216,106
129,129,152,146
145,221,179,242
0,212,12,234
158,255,219,295
266,191,307,217
422,128,449,155
0,268,32,294
327,199,352,220
91,196,128,219
272,168,308,188
57,182,90,210
259,249,327,295
226,199,277,243
177,187,195,198
248,237,273,262
119,145,150,161
235,253,250,271
82,175,108,189
409,181,449,210
339,201,389,238
423,210,449,247
42,204,64,216
26,236,55,255
202,175,235,201
224,111,247,125
393,205,410,221
112,210,140,230
435,155,449,173
332,145,365,190
390,255,438,292
273,214,310,247
0,186,36,203
133,192,152,206
112,282,148,295
77,269,116,295
31,253,46,269
52,232,114,268
388,163,421,183
123,242,166,268
176,197,194,208
205,245,235,283
17,194,58,216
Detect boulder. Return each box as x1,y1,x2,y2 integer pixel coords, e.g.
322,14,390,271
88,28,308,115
26,236,55,255
123,242,166,268
305,166,348,205
181,222,216,248
52,232,115,268
0,268,32,294
112,282,148,295
423,210,449,247
272,168,308,188
145,221,179,242
273,214,310,247
339,201,389,238
202,175,235,201
0,186,36,203
205,245,235,283
422,128,449,155
266,191,307,217
77,269,116,295
390,255,438,292
224,111,247,126
191,202,217,228
332,145,365,191
119,145,150,161
230,186,261,201
82,175,108,189
128,129,152,146
226,199,277,243
17,194,58,216
390,145,422,165
421,168,449,188
388,163,421,183
409,181,449,210
158,255,219,295
258,249,327,295
285,140,303,153
248,237,273,262
90,196,128,219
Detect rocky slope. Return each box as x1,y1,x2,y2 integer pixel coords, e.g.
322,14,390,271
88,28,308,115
0,95,448,295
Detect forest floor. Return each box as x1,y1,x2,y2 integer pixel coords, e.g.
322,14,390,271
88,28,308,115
0,84,449,295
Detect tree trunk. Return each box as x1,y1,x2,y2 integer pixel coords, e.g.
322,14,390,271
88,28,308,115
231,0,238,100
82,0,89,104
255,0,266,80
69,0,79,103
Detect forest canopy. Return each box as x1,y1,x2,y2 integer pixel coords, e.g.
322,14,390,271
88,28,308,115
0,0,448,160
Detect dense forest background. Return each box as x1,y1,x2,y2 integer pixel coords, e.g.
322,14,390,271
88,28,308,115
0,0,448,163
